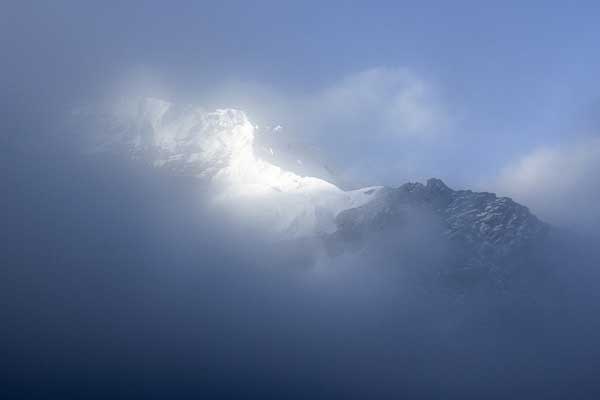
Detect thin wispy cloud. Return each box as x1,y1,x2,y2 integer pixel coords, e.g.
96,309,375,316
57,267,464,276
314,67,450,138
495,136,600,229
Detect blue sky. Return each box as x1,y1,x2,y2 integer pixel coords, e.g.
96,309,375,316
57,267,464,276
3,0,600,225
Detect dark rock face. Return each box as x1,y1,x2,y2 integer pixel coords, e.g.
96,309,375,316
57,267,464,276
329,178,550,285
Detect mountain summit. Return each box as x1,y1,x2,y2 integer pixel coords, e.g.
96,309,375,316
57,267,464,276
72,97,382,236
75,97,549,269
330,177,549,282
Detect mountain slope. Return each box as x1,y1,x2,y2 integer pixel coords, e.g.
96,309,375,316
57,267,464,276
329,178,549,285
72,97,383,237
74,97,550,271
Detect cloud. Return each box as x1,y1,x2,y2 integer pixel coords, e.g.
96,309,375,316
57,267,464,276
313,67,449,138
193,67,450,139
300,67,451,185
495,136,600,229
169,66,452,187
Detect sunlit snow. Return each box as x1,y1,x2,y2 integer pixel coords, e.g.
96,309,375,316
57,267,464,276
99,97,383,237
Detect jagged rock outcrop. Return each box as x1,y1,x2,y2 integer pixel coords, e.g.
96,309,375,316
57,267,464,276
330,178,549,281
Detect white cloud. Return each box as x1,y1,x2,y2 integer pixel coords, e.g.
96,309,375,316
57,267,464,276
495,136,600,228
313,67,449,137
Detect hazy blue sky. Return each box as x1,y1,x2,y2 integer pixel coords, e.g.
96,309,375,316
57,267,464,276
3,0,600,225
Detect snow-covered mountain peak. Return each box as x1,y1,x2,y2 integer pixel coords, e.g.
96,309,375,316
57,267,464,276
74,96,548,270
77,97,382,237
124,98,256,177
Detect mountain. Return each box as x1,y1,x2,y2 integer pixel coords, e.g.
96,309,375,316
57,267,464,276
327,178,549,286
70,97,383,237
73,97,550,273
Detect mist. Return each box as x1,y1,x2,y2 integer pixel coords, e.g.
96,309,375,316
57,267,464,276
4,2,600,399
4,123,600,398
